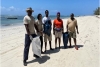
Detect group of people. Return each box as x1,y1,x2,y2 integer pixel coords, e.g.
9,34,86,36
23,7,79,66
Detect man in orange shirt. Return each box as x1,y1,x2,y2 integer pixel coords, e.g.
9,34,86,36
53,12,64,49
67,13,79,50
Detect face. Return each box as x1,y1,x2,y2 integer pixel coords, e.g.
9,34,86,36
45,11,49,16
27,10,32,16
57,13,60,19
71,14,74,18
39,14,42,20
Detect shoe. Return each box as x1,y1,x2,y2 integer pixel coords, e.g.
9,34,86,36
55,47,57,49
34,54,40,58
69,46,72,48
41,51,44,54
44,50,47,53
50,48,54,50
59,46,60,49
23,60,27,66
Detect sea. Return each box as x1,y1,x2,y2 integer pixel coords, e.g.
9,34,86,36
0,15,69,28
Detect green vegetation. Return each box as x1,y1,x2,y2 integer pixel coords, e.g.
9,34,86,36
94,7,100,15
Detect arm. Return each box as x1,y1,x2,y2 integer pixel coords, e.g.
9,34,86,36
76,25,79,34
62,20,64,33
76,20,79,34
53,21,55,35
34,23,39,32
66,20,69,32
24,24,30,35
23,17,30,35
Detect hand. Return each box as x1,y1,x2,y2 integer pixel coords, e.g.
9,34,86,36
40,31,43,34
29,35,33,40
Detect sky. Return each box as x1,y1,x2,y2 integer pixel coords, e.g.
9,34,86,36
0,0,100,16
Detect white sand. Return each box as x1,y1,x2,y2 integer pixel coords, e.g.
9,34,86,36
0,16,100,67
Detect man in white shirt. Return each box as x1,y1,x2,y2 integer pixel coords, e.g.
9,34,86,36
42,10,54,53
23,7,39,66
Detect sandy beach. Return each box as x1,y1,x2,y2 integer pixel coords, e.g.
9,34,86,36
0,16,100,67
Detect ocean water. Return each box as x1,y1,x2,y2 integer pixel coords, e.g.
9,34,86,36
1,15,68,28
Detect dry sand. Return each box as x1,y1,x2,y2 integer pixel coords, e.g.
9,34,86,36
0,16,100,67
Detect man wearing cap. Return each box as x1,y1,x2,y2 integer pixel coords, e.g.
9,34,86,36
42,10,54,52
53,12,64,49
66,13,79,50
23,7,39,66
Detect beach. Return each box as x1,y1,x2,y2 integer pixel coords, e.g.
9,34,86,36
0,16,100,67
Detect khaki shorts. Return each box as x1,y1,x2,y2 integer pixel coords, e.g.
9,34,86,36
44,34,52,42
68,32,76,38
55,31,62,38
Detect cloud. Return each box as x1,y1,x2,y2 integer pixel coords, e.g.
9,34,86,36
1,6,20,11
7,6,20,11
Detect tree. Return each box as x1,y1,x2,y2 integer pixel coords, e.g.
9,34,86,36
94,7,100,15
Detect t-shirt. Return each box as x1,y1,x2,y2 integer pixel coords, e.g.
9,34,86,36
67,18,77,32
42,16,52,35
35,20,43,36
42,17,51,24
23,15,35,34
54,19,63,28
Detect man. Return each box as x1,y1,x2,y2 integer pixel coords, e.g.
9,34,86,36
53,12,64,49
66,13,79,50
42,10,53,53
23,7,39,66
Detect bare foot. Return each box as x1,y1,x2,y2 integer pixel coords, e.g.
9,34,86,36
75,46,78,50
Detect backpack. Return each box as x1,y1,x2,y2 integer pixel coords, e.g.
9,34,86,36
43,20,51,36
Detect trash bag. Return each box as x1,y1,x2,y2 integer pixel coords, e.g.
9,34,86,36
63,32,69,48
31,36,41,57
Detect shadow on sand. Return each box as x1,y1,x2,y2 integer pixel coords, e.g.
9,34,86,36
27,55,50,64
60,45,84,49
44,49,60,54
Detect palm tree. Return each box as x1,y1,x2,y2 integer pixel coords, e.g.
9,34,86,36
94,7,100,15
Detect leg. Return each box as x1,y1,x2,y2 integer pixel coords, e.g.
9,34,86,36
58,38,61,49
44,34,47,52
73,38,78,50
58,31,62,49
55,31,58,49
68,38,72,48
55,37,57,49
40,36,43,53
48,34,53,50
23,34,31,65
44,42,47,52
49,41,53,50
72,32,78,50
68,32,72,48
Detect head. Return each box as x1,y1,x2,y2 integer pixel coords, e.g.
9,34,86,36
26,7,34,16
45,10,49,17
57,12,60,19
70,13,74,19
37,13,42,20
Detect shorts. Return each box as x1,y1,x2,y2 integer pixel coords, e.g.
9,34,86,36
44,34,52,42
55,30,62,38
68,32,76,38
